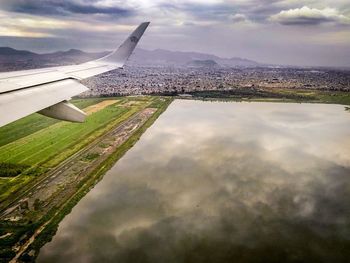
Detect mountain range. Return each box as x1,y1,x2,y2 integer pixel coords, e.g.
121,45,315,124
0,47,260,71
129,48,260,67
0,47,107,71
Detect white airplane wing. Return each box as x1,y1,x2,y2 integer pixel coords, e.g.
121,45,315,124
0,22,150,127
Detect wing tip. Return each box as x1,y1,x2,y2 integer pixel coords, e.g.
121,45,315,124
97,22,150,66
139,21,151,31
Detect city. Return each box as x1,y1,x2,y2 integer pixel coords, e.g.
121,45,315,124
82,65,350,97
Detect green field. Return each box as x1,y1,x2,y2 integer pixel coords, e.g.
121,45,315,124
0,104,126,167
0,98,107,147
189,89,350,106
0,96,155,201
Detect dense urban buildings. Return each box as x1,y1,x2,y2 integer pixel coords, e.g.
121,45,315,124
81,66,350,97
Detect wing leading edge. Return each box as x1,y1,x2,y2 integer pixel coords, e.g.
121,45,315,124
0,22,150,127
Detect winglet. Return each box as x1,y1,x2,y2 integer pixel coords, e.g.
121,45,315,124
98,22,150,67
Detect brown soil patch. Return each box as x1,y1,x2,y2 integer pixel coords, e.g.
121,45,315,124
85,100,118,115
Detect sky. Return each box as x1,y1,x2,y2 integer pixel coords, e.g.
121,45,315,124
0,0,349,67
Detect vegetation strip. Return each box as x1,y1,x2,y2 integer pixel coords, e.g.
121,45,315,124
182,89,350,106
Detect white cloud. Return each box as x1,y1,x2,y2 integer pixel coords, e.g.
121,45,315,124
231,13,248,23
269,6,350,25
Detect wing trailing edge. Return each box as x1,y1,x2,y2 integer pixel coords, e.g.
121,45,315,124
39,101,86,123
0,79,88,127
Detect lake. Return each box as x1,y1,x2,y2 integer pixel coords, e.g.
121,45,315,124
38,100,350,262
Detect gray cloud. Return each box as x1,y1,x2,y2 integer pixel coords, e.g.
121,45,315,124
1,0,134,16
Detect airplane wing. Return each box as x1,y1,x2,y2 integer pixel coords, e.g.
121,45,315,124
0,22,150,127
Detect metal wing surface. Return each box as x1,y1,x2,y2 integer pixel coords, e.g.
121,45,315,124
0,22,150,127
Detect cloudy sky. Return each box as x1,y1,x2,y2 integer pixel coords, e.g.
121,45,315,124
0,0,349,67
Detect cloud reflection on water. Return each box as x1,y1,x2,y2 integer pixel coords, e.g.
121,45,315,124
38,100,350,263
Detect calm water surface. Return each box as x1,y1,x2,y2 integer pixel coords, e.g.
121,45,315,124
38,100,350,262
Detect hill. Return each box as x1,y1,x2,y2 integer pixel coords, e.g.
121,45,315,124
0,47,107,71
187,59,219,68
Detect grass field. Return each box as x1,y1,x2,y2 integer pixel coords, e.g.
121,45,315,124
0,96,155,201
0,102,125,167
0,98,108,147
189,89,350,106
266,88,350,105
0,98,147,167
